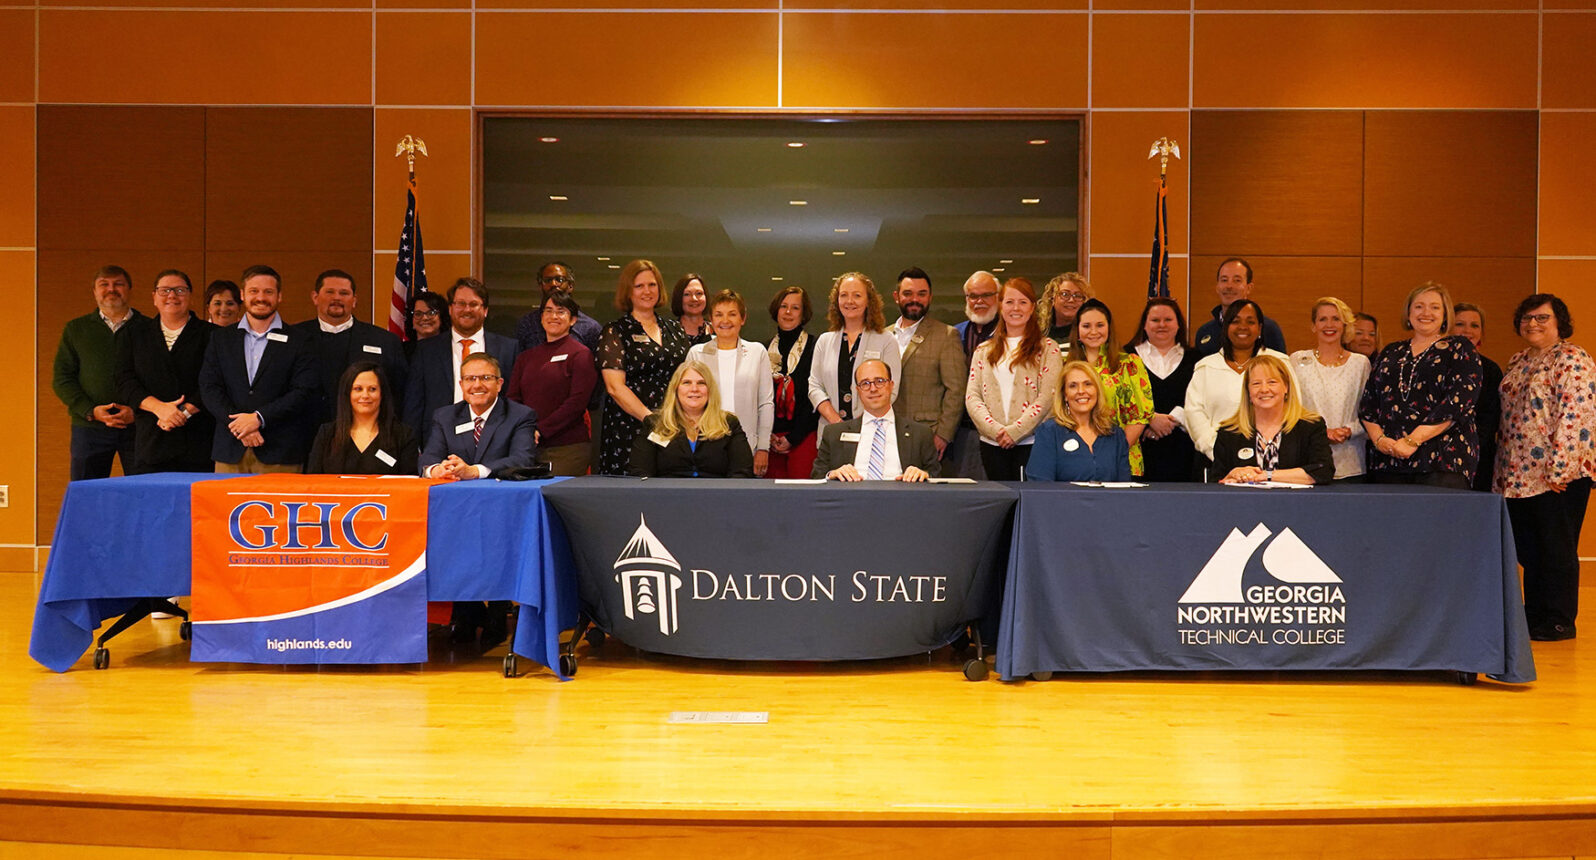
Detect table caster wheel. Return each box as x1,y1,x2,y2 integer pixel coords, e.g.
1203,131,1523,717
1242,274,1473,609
1457,672,1477,686
559,654,578,677
179,621,192,641
93,648,109,670
584,628,605,648
962,658,988,681
1030,671,1053,682
502,653,518,678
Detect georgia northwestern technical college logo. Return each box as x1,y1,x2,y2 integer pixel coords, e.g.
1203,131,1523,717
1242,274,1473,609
1176,524,1348,647
613,515,685,636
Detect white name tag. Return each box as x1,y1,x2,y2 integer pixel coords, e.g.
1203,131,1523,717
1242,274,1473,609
550,353,569,362
840,432,861,443
1063,438,1080,452
455,422,475,435
632,334,652,343
862,350,881,360
363,344,383,354
648,431,670,447
1238,447,1255,461
266,332,288,343
374,449,396,467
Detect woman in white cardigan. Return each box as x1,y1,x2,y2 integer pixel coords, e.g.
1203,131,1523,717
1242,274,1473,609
1184,299,1296,475
685,290,775,476
808,272,901,432
965,277,1064,480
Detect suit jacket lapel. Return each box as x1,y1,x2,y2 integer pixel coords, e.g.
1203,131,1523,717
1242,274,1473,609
893,416,916,466
474,400,507,460
901,332,921,363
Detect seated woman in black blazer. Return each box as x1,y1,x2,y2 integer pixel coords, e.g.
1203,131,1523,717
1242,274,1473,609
629,360,753,478
1209,354,1334,485
306,360,419,475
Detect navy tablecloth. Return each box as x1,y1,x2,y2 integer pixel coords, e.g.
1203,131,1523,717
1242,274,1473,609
30,473,579,675
997,483,1536,683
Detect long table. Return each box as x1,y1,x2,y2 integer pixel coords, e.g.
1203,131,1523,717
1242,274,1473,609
29,473,579,676
542,477,1017,662
997,483,1536,684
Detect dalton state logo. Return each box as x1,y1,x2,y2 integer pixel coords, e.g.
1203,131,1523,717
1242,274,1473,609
613,515,685,635
1179,523,1341,603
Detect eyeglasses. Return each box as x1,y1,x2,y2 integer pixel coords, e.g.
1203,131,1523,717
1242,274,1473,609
540,275,573,286
452,301,485,311
155,287,190,296
1058,291,1087,302
856,378,891,390
1521,313,1555,325
412,309,439,318
461,374,500,384
964,292,998,302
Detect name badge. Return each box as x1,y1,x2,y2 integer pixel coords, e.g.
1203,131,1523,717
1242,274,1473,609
550,353,569,362
362,344,383,354
266,332,288,343
632,334,652,343
455,421,475,435
840,432,861,443
648,431,670,447
374,449,396,467
1063,438,1080,452
1238,447,1255,461
862,350,881,360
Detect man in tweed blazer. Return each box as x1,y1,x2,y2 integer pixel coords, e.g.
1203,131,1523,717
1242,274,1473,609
889,267,967,466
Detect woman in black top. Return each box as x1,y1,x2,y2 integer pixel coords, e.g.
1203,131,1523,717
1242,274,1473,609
116,269,216,473
306,361,419,475
1210,355,1334,485
1452,302,1502,492
766,286,820,479
598,260,692,474
630,361,753,478
1126,298,1199,482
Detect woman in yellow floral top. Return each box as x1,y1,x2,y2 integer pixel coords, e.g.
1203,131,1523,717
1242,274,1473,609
1495,293,1596,642
1063,299,1154,475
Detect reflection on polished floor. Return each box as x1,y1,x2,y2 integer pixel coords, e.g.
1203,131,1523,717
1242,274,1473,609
3,571,1596,859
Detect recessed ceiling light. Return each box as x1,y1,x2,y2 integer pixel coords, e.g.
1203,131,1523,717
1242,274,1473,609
832,251,845,256
756,227,772,232
789,200,808,206
786,142,805,148
771,276,784,281
834,228,849,233
993,267,1006,273
549,195,569,201
1028,139,1047,145
597,256,610,261
607,264,620,269
1000,259,1014,264
540,137,559,143
1021,198,1040,204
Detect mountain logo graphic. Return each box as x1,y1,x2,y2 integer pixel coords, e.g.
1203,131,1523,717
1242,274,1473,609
613,515,685,635
1178,524,1341,604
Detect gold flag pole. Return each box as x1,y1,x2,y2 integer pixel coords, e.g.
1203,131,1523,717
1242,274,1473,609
1147,136,1181,178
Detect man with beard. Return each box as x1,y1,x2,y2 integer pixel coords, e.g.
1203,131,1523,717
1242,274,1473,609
292,269,407,425
53,265,141,480
404,277,520,444
947,270,1002,480
198,265,321,472
889,267,966,471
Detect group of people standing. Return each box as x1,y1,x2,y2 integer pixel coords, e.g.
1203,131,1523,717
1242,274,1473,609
55,256,1596,644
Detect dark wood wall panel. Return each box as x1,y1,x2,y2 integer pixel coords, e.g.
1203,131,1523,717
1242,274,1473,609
1189,254,1363,355
203,251,374,326
37,106,206,251
1363,111,1537,258
1361,256,1535,367
1190,111,1364,257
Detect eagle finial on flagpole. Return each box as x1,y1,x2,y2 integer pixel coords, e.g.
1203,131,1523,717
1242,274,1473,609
394,135,429,181
1148,137,1181,180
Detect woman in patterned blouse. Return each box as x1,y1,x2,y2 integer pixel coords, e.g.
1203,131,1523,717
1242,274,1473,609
1357,282,1483,489
1063,299,1154,475
1495,294,1596,641
596,260,691,475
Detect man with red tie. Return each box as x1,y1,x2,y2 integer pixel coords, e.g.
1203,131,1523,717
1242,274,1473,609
403,277,519,444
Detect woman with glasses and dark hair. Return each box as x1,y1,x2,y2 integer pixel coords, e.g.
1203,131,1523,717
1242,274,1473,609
1495,293,1596,641
1184,298,1294,479
766,286,820,479
1358,282,1482,489
404,292,449,359
507,292,598,476
116,269,216,474
305,360,418,475
1126,298,1199,482
671,273,712,345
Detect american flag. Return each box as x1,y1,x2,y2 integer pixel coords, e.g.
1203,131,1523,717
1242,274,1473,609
390,178,428,339
1146,177,1170,299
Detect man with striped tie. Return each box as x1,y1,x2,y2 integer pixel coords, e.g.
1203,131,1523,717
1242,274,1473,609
812,358,939,482
419,353,537,481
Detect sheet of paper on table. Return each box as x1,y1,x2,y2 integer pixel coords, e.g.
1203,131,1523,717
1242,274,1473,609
1223,480,1312,489
773,479,828,484
927,478,977,484
1069,481,1150,488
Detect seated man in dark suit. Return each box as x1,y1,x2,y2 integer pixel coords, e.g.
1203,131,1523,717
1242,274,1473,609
811,359,939,482
404,277,519,444
419,352,537,650
197,265,321,473
292,269,407,426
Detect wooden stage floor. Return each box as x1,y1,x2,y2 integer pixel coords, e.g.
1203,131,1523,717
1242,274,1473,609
4,571,1596,859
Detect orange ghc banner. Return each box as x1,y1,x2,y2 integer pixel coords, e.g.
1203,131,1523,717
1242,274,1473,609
190,474,432,664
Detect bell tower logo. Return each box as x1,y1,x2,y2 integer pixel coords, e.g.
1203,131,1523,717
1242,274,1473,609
613,515,685,636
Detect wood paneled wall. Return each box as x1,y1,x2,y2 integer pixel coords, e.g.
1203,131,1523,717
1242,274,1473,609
1,4,1592,559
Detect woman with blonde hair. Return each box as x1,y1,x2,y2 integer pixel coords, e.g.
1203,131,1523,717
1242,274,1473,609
965,277,1064,480
808,272,901,432
1026,360,1131,482
1210,354,1333,485
628,361,752,478
1289,296,1371,481
1038,272,1093,348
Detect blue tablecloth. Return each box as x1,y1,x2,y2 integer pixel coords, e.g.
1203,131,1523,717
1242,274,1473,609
997,483,1536,683
30,473,579,676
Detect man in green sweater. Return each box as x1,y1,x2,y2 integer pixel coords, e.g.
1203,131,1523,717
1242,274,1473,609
52,265,141,480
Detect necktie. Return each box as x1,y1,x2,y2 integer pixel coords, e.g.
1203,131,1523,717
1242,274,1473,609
460,337,475,366
473,416,483,446
866,419,887,480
